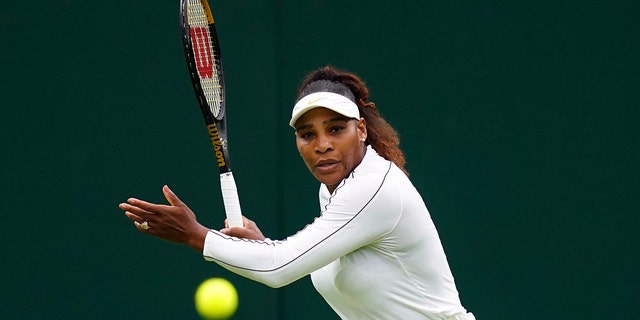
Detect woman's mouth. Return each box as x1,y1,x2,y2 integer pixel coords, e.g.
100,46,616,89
316,159,339,172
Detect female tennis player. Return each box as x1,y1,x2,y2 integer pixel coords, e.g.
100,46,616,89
120,66,474,319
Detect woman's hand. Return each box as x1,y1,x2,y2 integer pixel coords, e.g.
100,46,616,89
119,185,210,252
220,216,266,241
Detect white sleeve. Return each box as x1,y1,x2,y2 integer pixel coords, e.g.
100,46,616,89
202,162,401,288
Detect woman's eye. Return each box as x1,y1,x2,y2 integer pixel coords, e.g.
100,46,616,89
329,126,345,134
299,131,314,139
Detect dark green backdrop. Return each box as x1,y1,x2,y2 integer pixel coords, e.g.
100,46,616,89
2,1,638,319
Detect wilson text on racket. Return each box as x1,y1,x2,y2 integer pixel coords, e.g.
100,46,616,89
207,123,226,167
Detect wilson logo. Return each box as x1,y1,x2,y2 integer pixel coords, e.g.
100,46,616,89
207,123,226,167
190,27,214,78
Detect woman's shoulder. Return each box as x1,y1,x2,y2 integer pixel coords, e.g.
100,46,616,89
354,146,407,180
341,147,411,196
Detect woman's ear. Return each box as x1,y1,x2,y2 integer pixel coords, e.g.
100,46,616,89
357,118,367,142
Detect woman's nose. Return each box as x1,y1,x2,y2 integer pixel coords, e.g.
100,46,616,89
315,134,333,153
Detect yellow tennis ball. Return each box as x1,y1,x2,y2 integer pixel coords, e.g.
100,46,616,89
194,278,238,320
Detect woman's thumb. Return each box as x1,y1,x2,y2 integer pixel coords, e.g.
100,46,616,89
163,185,183,206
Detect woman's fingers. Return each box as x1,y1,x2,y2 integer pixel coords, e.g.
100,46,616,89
120,205,151,230
124,197,163,213
221,227,259,240
119,201,155,220
220,216,266,241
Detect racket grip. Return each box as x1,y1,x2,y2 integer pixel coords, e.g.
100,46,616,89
219,172,244,228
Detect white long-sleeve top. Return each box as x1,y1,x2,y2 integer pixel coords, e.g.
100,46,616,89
203,146,473,319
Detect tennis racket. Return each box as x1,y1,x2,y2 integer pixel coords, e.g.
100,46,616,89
180,0,243,228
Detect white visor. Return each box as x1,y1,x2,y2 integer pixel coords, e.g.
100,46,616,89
289,92,360,128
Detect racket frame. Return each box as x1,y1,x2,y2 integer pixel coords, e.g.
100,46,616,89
179,0,243,228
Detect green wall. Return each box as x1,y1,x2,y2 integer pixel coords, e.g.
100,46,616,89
2,1,638,319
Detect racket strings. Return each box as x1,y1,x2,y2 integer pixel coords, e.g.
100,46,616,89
187,0,223,118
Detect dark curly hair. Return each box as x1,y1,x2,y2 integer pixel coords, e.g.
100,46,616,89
296,66,408,175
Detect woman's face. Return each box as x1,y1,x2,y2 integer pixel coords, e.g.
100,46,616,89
294,107,367,191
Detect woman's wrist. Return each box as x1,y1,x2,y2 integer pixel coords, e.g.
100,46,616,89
186,224,210,253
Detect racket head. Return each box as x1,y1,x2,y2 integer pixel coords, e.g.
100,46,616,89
180,0,226,122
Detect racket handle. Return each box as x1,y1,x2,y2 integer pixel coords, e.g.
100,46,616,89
219,172,244,228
